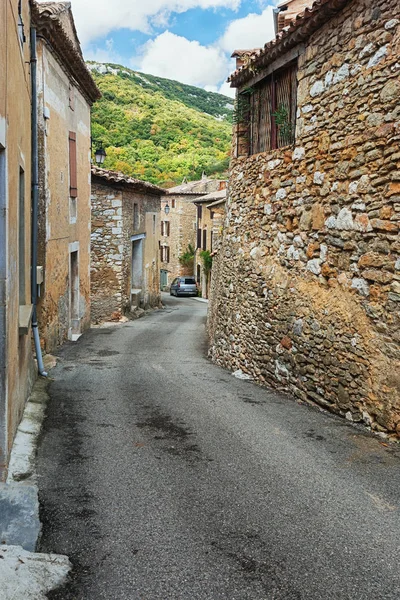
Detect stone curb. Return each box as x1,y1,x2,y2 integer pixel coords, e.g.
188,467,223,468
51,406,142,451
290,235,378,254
1,360,71,598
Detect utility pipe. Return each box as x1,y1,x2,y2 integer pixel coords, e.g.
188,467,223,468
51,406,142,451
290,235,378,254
30,26,47,377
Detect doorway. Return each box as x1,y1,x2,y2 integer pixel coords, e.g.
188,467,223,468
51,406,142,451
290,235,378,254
69,250,80,336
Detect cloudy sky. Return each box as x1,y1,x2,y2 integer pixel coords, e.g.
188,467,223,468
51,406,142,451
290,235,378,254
64,0,278,97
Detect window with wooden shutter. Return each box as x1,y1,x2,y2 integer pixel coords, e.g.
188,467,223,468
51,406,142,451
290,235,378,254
197,228,202,249
166,246,170,263
166,221,170,236
244,60,297,155
69,131,77,198
202,229,207,251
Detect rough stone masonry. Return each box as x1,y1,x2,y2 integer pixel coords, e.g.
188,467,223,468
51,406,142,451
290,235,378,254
208,0,400,435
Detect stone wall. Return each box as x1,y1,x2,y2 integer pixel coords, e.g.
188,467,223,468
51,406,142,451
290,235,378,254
91,180,161,322
208,0,400,435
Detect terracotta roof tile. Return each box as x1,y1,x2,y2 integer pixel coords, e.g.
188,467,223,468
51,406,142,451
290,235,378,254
91,166,167,195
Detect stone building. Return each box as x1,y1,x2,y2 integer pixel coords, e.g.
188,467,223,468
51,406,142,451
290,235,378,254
208,0,400,435
0,0,36,476
194,188,227,298
91,167,166,322
33,1,100,349
160,177,226,289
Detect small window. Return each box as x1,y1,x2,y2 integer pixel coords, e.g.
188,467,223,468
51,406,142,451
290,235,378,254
197,227,202,249
19,168,25,305
160,246,170,263
133,203,139,229
197,204,202,220
240,60,297,155
153,215,156,235
161,221,170,236
202,229,207,251
171,199,176,209
68,131,77,198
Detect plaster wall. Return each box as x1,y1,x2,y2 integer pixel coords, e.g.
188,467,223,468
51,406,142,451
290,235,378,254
0,0,36,476
209,0,400,435
36,41,92,351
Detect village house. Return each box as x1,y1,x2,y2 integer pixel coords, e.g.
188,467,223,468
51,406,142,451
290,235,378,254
160,177,226,290
208,0,400,436
194,188,227,298
33,1,100,350
0,0,36,477
91,166,166,322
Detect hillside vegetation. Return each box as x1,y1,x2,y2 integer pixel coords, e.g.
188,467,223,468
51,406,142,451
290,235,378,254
88,63,234,187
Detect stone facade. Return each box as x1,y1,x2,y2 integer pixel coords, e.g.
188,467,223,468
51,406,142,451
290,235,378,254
159,178,225,288
91,168,165,322
194,189,227,298
35,2,100,350
0,0,36,477
160,195,197,288
209,0,400,435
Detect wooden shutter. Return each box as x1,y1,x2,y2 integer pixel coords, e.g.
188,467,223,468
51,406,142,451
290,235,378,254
166,221,170,236
203,229,207,251
161,221,164,236
69,131,77,198
275,63,297,148
197,228,202,249
166,246,170,263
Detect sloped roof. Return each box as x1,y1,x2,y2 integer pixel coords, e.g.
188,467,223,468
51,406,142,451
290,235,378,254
32,1,100,103
91,166,167,196
194,189,227,204
229,0,351,87
167,179,214,195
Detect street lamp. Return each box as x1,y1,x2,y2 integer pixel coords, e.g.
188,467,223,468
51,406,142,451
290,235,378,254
164,202,170,215
95,144,107,165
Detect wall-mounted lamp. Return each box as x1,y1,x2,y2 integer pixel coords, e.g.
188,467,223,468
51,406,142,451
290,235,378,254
95,144,107,165
164,203,170,215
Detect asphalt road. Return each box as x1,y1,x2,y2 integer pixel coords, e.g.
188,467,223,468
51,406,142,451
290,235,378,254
37,293,400,600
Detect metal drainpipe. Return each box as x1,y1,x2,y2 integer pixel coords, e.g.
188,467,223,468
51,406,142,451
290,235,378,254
30,27,47,377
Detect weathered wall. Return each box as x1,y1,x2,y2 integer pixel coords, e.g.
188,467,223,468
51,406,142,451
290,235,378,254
91,180,161,322
37,41,92,351
0,0,36,476
209,0,400,435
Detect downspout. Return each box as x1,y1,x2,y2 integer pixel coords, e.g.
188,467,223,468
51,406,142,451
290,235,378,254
30,27,47,377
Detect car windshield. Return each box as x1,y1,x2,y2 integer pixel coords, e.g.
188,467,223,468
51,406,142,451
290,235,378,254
184,278,196,284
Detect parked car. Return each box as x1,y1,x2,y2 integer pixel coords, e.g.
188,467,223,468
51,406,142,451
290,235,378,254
170,277,197,297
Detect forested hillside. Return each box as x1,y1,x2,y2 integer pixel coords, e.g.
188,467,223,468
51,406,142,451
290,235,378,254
88,63,234,187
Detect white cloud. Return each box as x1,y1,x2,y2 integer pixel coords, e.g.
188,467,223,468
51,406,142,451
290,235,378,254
65,0,241,45
84,38,123,64
138,31,230,89
219,5,276,54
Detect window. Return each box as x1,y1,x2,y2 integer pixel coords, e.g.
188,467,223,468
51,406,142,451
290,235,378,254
153,214,156,235
19,168,25,305
197,204,202,220
171,199,176,209
161,221,170,237
197,227,202,249
241,61,297,155
202,229,207,251
133,203,139,229
160,246,170,263
68,131,77,197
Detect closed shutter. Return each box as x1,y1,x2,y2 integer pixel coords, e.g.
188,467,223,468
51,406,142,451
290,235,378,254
161,221,164,236
160,247,163,262
166,221,170,236
69,131,77,198
203,229,207,251
166,246,170,263
197,228,202,249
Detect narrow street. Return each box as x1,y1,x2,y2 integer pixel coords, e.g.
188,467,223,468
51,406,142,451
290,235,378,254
37,294,400,600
